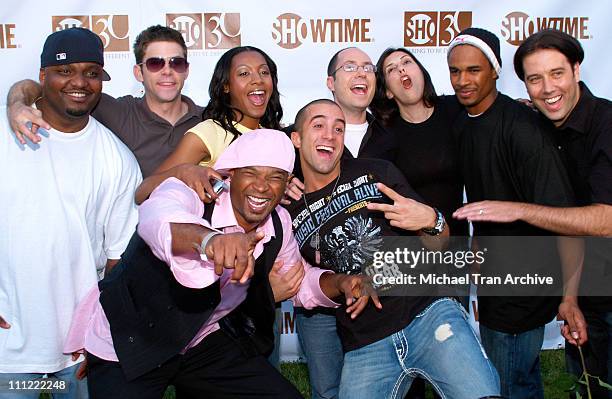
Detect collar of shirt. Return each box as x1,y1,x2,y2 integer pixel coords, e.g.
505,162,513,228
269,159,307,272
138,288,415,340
209,186,277,254
559,81,596,135
136,94,204,126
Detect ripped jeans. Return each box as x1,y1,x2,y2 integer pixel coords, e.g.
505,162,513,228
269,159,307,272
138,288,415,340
338,298,500,399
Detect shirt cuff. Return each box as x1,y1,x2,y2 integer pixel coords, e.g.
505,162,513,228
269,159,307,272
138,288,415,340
294,269,340,309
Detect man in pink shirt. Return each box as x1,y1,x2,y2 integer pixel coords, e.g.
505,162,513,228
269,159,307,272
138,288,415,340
65,129,377,398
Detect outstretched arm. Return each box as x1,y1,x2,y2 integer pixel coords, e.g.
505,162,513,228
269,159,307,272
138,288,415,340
454,201,612,236
139,177,263,285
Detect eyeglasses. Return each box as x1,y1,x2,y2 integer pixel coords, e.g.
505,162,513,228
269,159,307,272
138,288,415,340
138,56,189,73
332,63,377,75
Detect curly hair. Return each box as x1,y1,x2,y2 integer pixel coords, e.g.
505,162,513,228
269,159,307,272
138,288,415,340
370,47,437,127
203,46,283,140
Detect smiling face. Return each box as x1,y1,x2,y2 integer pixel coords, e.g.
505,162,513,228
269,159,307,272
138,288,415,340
225,50,273,130
291,102,345,189
522,48,580,127
133,40,188,106
448,44,498,115
382,51,426,107
39,62,103,132
326,48,376,118
229,166,287,232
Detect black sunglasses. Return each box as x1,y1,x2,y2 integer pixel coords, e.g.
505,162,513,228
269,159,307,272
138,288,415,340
139,56,189,73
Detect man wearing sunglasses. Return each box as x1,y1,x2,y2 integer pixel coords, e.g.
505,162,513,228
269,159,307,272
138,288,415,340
7,25,203,178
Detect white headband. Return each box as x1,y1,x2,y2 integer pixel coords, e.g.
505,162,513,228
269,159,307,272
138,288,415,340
448,34,501,76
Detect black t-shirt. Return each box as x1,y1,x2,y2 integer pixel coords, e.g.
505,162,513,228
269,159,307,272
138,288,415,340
455,93,576,333
286,158,435,352
361,95,467,236
557,82,612,312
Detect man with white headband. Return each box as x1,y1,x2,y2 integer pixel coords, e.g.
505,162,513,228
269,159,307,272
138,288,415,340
63,129,375,398
447,27,582,399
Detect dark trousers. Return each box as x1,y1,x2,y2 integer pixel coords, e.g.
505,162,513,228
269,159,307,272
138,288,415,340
566,310,612,399
87,330,302,399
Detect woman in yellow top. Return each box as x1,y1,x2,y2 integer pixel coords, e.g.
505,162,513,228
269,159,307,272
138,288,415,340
135,46,283,204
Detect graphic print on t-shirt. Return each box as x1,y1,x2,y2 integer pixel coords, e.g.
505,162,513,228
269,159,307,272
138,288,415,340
292,172,384,275
322,215,382,274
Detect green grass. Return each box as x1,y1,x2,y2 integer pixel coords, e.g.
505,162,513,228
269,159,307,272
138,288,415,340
39,349,576,398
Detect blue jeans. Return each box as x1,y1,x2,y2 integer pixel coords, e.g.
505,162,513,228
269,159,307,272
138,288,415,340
566,310,612,399
479,323,544,399
267,307,283,370
0,362,88,399
339,298,500,399
296,308,343,399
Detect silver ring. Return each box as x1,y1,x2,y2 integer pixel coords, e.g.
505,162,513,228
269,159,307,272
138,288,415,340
479,209,484,215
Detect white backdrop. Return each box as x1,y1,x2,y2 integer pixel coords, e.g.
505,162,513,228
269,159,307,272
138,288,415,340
2,0,605,360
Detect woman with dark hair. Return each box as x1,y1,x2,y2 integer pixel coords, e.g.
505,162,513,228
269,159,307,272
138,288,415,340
364,49,468,398
365,47,467,237
135,45,283,204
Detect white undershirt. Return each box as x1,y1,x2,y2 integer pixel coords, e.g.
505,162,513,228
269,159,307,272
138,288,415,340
0,110,141,373
344,122,369,157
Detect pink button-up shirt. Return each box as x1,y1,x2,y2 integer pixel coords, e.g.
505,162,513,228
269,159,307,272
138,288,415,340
64,178,337,361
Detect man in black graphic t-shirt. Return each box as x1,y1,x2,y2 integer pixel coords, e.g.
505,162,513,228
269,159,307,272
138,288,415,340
286,98,501,399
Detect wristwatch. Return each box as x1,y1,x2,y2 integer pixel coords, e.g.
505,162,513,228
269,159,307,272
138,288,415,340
421,208,446,236
194,230,221,261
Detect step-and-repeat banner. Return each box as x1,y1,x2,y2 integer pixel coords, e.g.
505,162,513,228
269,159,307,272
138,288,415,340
2,0,606,360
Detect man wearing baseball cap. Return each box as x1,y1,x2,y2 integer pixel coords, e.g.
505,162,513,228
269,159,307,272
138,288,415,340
447,28,582,398
8,24,203,179
63,129,374,398
0,27,141,397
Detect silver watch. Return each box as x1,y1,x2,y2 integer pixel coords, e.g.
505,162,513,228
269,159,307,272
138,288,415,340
421,208,445,236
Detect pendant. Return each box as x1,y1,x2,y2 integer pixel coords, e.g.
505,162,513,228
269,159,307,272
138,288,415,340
314,232,320,264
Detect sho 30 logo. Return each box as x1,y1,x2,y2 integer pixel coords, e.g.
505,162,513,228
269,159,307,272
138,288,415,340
51,15,129,52
404,11,472,47
501,12,591,46
272,13,372,49
166,13,241,50
0,23,17,49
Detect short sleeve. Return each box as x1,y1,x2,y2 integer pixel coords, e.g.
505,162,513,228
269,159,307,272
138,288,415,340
91,94,134,142
186,119,234,166
103,143,142,259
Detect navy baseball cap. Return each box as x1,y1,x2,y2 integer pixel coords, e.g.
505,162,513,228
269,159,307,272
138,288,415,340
40,27,111,81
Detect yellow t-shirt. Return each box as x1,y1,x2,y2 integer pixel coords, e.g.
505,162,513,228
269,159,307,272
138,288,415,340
186,119,252,167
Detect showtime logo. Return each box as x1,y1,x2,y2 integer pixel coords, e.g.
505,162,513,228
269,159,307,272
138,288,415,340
501,12,591,46
167,13,241,50
51,15,129,51
404,11,472,47
271,13,371,49
0,24,17,49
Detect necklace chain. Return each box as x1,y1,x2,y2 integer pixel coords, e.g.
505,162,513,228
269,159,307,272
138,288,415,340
301,171,342,264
